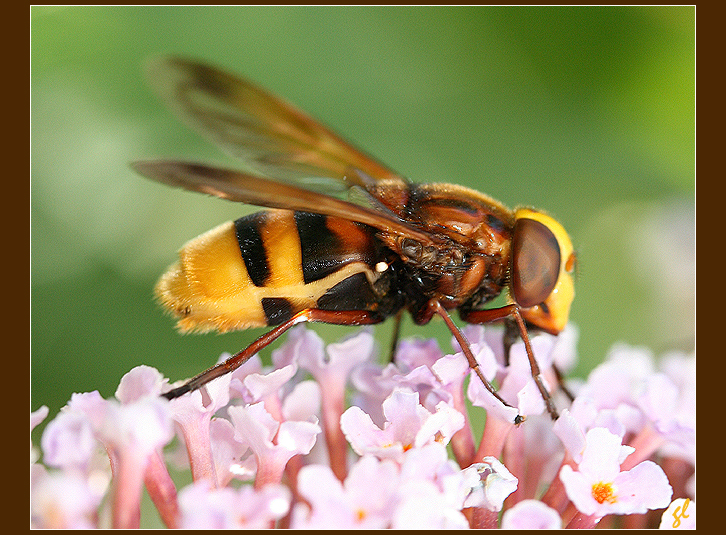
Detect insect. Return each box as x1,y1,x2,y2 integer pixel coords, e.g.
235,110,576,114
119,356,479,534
132,57,576,423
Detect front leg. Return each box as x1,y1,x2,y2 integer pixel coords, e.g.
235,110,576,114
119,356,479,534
415,299,523,425
461,305,559,420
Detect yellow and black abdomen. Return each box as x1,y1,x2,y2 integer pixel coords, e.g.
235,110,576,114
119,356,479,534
155,209,384,333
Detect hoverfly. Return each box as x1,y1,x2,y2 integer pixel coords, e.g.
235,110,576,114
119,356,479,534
132,57,576,423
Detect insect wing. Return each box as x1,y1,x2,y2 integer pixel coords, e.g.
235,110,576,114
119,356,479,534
144,56,408,191
132,160,434,244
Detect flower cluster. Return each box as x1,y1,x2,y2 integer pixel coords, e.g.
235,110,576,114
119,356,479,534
31,324,694,528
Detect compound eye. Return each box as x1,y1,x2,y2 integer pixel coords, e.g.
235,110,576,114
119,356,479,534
511,217,561,308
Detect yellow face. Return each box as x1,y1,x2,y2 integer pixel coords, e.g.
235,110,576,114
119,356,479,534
510,208,576,335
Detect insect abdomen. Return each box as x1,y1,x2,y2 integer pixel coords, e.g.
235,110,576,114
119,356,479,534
155,209,382,333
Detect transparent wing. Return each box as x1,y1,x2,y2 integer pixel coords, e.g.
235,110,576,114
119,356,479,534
132,160,434,244
144,56,409,192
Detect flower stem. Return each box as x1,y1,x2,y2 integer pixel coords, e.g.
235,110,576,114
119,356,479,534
450,384,476,468
540,456,577,514
144,450,179,529
111,450,145,529
182,416,218,485
476,414,514,461
320,383,348,482
565,511,602,529
621,424,666,471
469,506,499,529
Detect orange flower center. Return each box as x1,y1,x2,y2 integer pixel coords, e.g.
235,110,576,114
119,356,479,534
591,482,617,504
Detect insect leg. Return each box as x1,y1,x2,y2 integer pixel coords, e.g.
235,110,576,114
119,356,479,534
552,363,575,402
388,310,403,363
503,318,574,402
419,300,523,425
162,308,384,400
461,305,559,420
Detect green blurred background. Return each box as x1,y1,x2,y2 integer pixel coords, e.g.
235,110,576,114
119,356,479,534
32,7,694,422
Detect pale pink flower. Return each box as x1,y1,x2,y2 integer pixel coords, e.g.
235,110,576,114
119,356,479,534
40,410,97,472
178,480,291,528
463,456,519,512
227,401,320,486
31,471,103,529
559,427,672,517
501,499,562,529
292,456,400,528
30,325,692,529
167,370,231,484
340,389,464,462
116,365,168,402
31,405,49,431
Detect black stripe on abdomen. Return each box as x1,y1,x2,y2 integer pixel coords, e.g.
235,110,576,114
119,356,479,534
316,272,379,311
295,211,377,285
261,297,294,325
296,212,345,284
234,213,269,287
